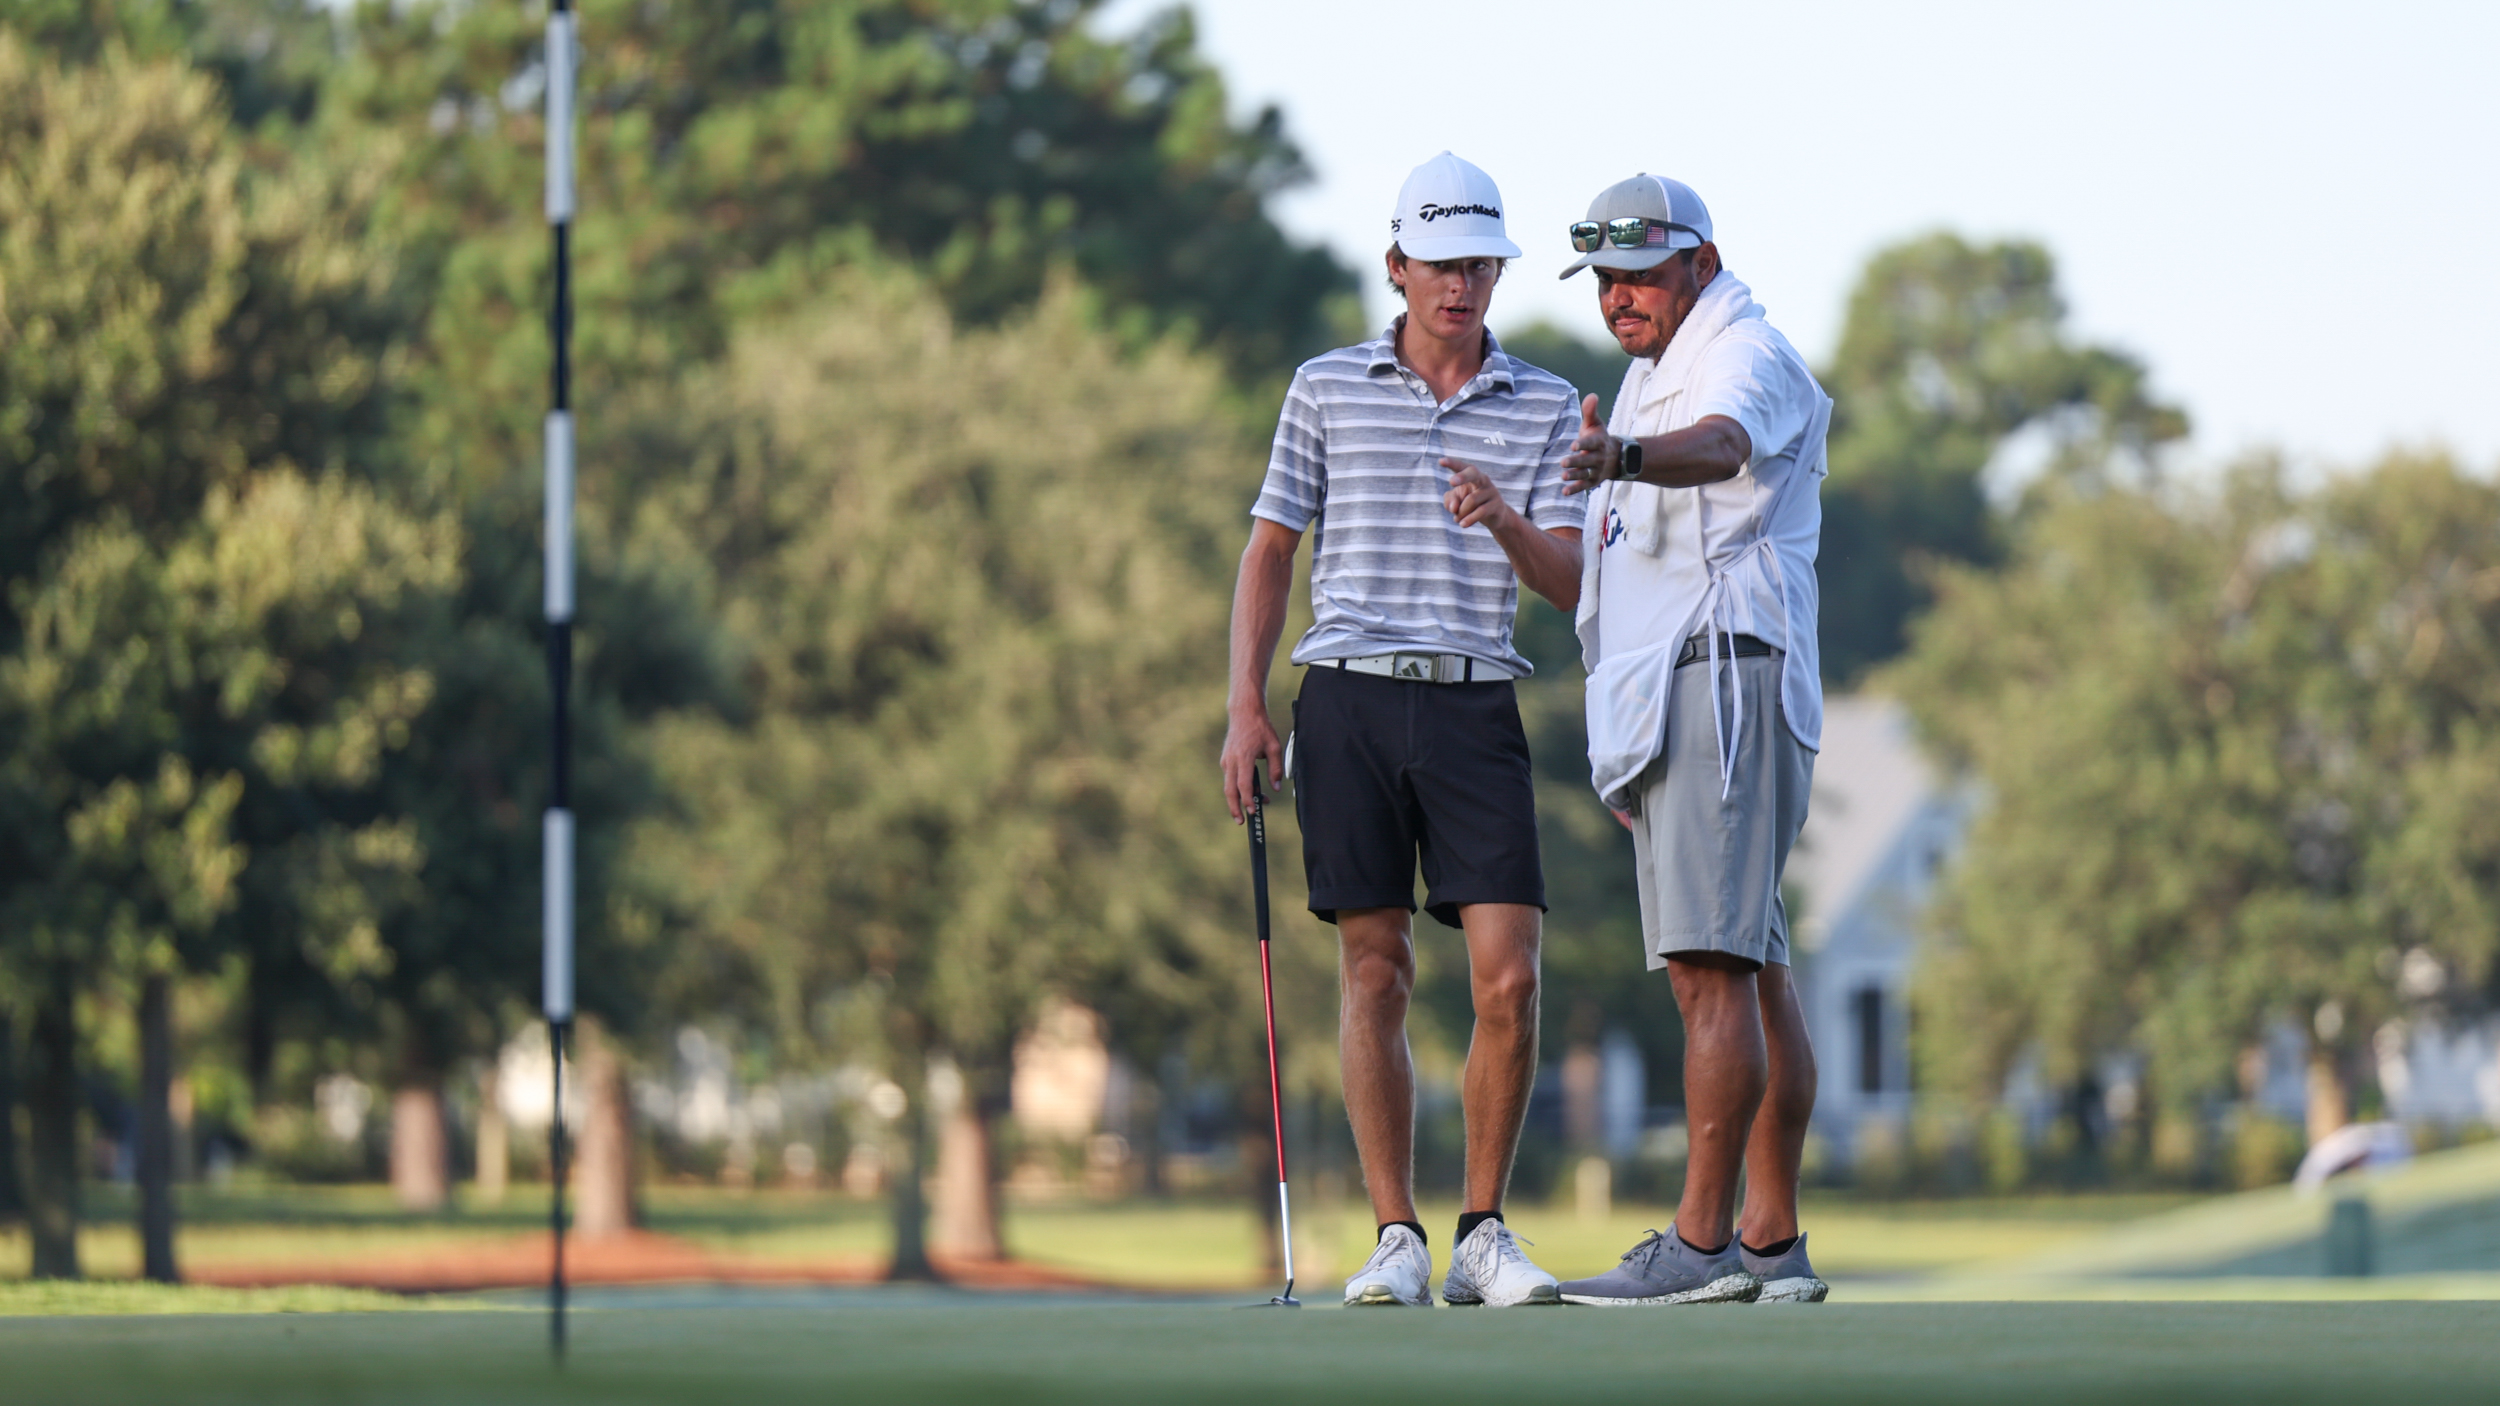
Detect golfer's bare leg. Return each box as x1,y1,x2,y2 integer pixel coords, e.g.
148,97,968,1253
1337,906,1418,1226
1455,903,1541,1215
1738,962,1815,1247
1665,952,1767,1250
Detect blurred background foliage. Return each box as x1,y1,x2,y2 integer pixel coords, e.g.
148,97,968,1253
1892,454,2500,1127
0,0,2492,1287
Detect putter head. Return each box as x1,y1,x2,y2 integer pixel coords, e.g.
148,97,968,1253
1238,1277,1300,1308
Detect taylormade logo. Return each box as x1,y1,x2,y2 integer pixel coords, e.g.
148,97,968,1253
1416,201,1500,223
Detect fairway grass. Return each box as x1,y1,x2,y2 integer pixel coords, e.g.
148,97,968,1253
9,1149,2493,1305
3,1185,2180,1291
6,1301,2498,1404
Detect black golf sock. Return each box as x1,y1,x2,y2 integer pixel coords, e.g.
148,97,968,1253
1380,1220,1427,1247
1742,1234,1799,1258
1455,1209,1503,1245
1676,1230,1730,1256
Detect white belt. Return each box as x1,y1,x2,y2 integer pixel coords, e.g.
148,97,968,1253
1318,652,1517,684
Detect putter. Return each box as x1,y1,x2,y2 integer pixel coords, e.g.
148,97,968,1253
1244,782,1301,1308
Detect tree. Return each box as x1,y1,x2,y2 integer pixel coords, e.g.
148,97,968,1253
0,34,454,1273
0,5,724,1202
0,0,336,128
209,0,1348,1188
624,263,1278,1274
291,0,1355,399
11,475,454,1261
1888,452,2500,1141
1818,233,2187,683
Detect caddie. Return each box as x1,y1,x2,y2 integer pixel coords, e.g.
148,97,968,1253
1546,174,1834,1307
1220,151,1584,1308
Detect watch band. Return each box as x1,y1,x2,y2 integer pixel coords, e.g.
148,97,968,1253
1617,436,1643,481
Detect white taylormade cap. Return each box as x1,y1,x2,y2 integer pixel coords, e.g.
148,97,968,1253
1390,151,1523,262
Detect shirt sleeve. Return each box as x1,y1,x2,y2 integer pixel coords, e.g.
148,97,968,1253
1250,367,1325,531
1688,329,1814,471
1523,392,1585,532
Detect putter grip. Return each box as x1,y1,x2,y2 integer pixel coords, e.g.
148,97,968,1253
1248,790,1272,945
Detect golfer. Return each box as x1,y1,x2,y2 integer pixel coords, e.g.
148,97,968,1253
1220,152,1583,1308
1547,175,1832,1306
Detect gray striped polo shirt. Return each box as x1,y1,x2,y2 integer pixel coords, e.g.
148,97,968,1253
1252,322,1582,676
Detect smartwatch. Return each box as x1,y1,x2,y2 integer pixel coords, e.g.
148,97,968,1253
1616,437,1643,482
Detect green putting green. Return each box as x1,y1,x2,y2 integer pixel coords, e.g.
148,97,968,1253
6,1300,2498,1404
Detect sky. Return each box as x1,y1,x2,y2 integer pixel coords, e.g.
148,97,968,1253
1095,0,2499,469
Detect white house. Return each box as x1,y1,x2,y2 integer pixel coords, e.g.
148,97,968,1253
1783,696,1968,1162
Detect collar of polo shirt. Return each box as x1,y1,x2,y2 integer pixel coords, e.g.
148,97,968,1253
1367,318,1517,393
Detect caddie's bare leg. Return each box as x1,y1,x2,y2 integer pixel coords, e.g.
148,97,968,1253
1738,962,1815,1248
1666,952,1767,1250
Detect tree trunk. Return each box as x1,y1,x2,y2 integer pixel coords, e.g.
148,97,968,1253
26,966,80,1279
931,1097,1003,1262
2305,1050,2352,1148
884,1049,938,1282
388,1023,456,1211
0,1009,24,1220
473,1065,509,1204
572,1023,638,1238
136,974,179,1283
1135,1070,1167,1198
390,1068,451,1212
170,1076,196,1185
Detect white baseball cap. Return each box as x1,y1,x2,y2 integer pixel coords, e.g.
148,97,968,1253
1390,152,1523,262
1558,173,1714,279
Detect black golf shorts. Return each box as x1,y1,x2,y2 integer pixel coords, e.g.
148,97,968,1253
1291,663,1545,929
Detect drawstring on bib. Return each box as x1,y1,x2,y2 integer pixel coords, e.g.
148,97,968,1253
1697,536,1789,800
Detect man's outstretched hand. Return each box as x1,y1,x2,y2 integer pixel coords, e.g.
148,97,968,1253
1221,709,1283,824
1560,392,1620,494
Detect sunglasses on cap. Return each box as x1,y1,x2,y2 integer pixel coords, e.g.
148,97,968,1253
1568,217,1703,253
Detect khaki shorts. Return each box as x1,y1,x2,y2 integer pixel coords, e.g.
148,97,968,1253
1625,650,1813,971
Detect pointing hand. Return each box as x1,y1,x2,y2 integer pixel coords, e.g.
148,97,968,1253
1441,459,1511,531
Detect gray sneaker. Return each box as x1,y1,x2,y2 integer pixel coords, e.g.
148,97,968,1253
1558,1227,1761,1306
1742,1232,1828,1303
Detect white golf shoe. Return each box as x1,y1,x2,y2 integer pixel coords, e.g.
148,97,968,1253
1343,1223,1434,1307
1441,1217,1561,1307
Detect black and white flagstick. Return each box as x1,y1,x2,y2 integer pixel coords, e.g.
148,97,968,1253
542,0,578,1363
